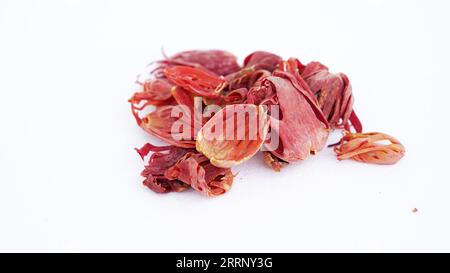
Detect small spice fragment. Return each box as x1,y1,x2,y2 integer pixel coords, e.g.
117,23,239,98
263,152,288,172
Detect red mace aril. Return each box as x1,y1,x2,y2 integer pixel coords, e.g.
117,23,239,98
139,144,192,193
225,67,271,91
165,152,234,196
138,105,196,148
131,86,204,149
164,65,226,99
138,143,234,196
223,88,249,104
196,104,270,168
248,75,329,163
165,50,241,76
334,131,405,165
300,61,362,133
129,78,174,106
243,51,282,72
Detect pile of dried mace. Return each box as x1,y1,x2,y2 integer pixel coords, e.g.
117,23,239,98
129,50,405,196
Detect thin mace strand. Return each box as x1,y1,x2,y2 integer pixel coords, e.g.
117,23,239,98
334,131,405,165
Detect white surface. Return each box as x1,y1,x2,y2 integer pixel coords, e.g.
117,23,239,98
0,0,448,252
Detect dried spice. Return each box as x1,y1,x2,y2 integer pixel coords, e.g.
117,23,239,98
243,51,282,72
196,104,270,168
263,151,288,172
248,75,329,162
164,50,241,76
130,49,405,197
165,152,234,196
300,61,362,132
136,105,196,148
138,143,233,196
333,131,405,165
130,78,174,107
164,66,226,99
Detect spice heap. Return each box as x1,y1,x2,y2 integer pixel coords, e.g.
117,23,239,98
129,50,405,196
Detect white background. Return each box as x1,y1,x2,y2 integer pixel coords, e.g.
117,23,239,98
0,0,448,252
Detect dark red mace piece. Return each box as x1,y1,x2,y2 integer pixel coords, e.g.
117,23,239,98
137,143,234,196
300,61,362,132
247,73,329,162
225,67,271,91
164,50,241,76
138,144,192,193
165,152,234,196
243,51,282,72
